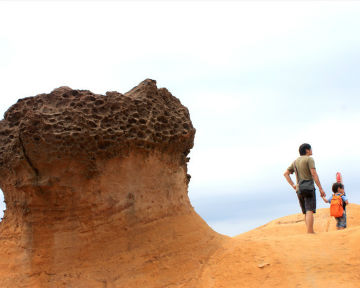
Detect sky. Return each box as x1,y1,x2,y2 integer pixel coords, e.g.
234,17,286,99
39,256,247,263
1,1,360,236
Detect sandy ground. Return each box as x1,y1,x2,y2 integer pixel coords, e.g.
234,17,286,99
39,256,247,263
1,193,359,287
198,203,360,288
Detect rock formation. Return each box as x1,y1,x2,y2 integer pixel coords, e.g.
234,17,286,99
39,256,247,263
0,80,225,287
1,80,360,288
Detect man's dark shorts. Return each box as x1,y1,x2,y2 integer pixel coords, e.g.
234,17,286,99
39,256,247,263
297,189,316,214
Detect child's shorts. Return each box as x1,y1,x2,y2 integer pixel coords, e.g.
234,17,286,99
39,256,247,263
335,211,347,228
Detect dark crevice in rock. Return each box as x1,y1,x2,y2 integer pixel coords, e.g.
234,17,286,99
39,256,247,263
19,134,39,178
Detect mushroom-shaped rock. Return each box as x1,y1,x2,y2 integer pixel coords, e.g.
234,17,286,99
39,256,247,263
0,80,224,287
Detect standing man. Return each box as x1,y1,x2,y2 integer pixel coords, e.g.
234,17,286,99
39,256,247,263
284,143,326,234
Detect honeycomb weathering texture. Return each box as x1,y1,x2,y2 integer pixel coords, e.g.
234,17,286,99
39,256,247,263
0,79,195,175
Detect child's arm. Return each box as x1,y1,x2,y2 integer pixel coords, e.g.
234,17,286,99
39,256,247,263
321,195,329,203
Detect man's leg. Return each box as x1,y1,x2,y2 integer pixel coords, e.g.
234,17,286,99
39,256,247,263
305,211,314,233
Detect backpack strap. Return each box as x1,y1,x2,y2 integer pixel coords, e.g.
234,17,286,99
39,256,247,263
336,193,346,208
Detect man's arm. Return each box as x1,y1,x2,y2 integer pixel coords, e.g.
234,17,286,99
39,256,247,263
284,169,296,191
310,168,326,197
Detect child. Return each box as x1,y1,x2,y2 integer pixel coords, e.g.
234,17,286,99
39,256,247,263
321,182,349,230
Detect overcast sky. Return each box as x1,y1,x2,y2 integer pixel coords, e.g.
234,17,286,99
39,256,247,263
1,1,360,236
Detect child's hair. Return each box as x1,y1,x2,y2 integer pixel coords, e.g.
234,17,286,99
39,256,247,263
332,182,344,193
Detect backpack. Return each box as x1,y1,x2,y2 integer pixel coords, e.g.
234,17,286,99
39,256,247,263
330,194,344,217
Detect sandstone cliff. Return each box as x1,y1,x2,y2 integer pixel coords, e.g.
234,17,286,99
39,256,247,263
1,80,360,288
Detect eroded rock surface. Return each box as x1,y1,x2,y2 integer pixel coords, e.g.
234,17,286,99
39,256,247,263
0,79,194,178
0,80,224,287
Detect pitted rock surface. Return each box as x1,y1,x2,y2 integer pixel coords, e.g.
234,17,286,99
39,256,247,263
0,79,195,176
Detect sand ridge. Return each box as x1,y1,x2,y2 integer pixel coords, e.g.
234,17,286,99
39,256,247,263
199,203,360,288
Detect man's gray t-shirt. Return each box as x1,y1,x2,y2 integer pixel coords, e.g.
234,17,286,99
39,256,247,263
287,156,316,181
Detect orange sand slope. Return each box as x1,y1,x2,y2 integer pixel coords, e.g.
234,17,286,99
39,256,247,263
199,203,360,288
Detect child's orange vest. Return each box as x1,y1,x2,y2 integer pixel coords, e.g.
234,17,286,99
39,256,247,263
330,194,344,218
